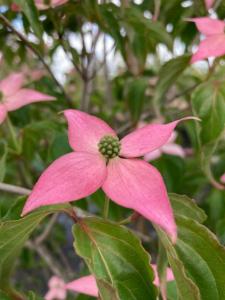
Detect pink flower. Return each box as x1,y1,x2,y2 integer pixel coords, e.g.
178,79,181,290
0,72,55,124
190,17,225,63
35,0,68,9
220,173,225,184
205,0,214,9
144,131,185,161
45,276,67,300
22,110,197,242
151,265,174,286
44,265,174,300
66,267,174,297
11,0,68,11
11,3,21,12
46,265,174,299
66,275,98,297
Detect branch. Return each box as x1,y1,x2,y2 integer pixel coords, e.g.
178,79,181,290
117,111,154,135
0,13,73,107
153,0,161,21
0,182,31,195
26,240,66,279
35,213,59,245
166,83,199,103
57,30,84,78
1,180,153,246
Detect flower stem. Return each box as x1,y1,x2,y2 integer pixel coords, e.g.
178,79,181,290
119,212,139,225
65,204,80,223
119,215,133,225
103,195,110,219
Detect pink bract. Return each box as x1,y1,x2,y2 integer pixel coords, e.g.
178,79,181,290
221,173,225,184
0,72,55,124
22,110,198,243
66,275,98,297
35,0,68,9
11,0,68,11
45,276,66,300
190,17,225,63
151,264,174,286
205,0,215,9
144,131,185,161
45,265,174,298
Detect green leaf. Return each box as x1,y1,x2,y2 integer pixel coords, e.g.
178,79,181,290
0,204,69,294
14,0,43,39
153,55,191,112
124,8,173,50
27,291,44,300
157,223,201,300
161,242,200,300
176,218,225,300
157,196,225,300
73,217,157,300
192,81,225,145
0,290,13,300
167,281,178,300
124,77,148,125
191,81,225,187
169,193,207,223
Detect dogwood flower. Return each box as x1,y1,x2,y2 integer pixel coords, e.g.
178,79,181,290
22,110,197,242
0,72,55,124
45,265,174,299
190,17,225,63
45,277,67,300
66,276,98,298
221,173,225,184
11,0,68,11
144,131,185,161
35,0,68,9
67,268,174,297
205,0,214,9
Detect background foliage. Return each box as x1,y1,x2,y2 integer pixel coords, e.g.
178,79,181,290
0,0,225,299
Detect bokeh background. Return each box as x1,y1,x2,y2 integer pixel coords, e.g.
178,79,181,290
0,1,225,299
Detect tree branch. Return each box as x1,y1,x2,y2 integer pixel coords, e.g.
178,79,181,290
0,182,31,195
35,214,59,245
26,240,66,279
0,13,73,107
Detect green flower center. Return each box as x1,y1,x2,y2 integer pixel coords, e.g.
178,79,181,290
98,135,121,159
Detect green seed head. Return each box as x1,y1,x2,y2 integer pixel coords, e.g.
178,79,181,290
98,135,121,159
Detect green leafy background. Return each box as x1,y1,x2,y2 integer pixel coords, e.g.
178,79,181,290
0,0,225,299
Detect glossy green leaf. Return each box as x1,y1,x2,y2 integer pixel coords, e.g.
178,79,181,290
14,0,43,39
169,193,207,223
192,81,225,145
177,218,225,300
125,77,148,125
153,55,191,112
167,281,178,300
161,241,200,300
73,217,157,300
192,81,225,187
157,194,225,300
0,204,69,294
124,8,173,50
